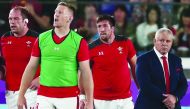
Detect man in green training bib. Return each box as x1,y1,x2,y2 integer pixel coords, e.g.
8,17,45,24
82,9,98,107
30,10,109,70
17,2,94,109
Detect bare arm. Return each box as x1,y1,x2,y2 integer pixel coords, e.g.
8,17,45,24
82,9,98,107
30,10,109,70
17,56,40,109
129,55,139,89
79,60,94,109
25,3,52,30
78,70,85,94
78,70,86,109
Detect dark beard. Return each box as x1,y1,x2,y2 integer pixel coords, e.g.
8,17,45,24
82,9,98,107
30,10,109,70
101,37,109,42
11,31,19,35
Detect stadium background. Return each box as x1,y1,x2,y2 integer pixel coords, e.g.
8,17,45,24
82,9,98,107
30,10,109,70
0,0,189,109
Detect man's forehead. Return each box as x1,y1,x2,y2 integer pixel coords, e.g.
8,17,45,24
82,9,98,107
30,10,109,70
9,9,21,15
97,20,109,24
157,33,172,39
10,9,20,13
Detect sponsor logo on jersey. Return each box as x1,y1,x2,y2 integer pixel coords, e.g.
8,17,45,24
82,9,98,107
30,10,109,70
98,51,104,56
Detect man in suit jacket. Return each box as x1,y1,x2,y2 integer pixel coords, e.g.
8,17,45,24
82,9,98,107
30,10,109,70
134,28,188,109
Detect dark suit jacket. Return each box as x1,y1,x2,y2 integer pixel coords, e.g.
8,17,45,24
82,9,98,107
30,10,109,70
134,50,188,109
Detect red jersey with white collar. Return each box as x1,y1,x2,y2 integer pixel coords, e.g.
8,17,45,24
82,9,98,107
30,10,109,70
89,36,136,100
1,30,39,91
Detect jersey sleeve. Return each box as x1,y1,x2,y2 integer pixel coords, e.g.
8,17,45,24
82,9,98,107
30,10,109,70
77,39,89,62
31,38,41,57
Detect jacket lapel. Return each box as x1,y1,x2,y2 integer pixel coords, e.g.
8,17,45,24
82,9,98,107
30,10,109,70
151,50,166,87
168,54,176,92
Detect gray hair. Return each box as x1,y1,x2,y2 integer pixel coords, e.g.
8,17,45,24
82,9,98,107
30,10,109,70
155,28,174,40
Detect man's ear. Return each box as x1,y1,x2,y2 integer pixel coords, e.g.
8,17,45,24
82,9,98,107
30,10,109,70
112,26,115,31
69,16,73,21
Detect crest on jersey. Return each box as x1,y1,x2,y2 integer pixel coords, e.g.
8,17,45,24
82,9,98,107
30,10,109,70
7,41,12,44
117,46,123,54
26,41,32,47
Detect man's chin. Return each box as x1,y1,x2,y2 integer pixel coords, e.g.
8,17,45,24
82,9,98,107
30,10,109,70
101,35,107,39
53,24,61,28
11,31,18,34
10,29,16,32
161,51,168,55
101,38,108,42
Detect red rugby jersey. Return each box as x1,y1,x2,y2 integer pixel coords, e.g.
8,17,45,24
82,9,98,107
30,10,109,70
89,36,136,100
1,30,39,91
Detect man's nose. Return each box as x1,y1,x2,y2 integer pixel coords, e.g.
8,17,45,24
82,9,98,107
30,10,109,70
54,12,59,17
100,27,105,31
9,20,13,23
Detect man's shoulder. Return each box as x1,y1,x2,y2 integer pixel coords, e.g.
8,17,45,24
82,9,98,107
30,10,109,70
39,29,53,39
138,50,155,60
40,29,53,35
115,35,129,41
89,39,102,50
27,30,39,37
1,31,12,38
70,30,83,41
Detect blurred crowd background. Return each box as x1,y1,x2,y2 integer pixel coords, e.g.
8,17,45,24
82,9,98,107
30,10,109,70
0,0,190,57
0,1,190,108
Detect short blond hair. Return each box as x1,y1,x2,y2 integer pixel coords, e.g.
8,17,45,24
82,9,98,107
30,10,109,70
58,2,75,16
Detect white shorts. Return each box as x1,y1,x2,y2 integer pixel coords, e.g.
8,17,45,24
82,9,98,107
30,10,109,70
36,95,78,109
94,97,134,109
6,89,37,109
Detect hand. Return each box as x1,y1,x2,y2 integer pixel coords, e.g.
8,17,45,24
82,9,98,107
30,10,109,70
79,94,93,109
162,94,176,109
17,95,27,109
29,77,39,90
84,101,93,109
25,3,35,16
79,99,85,109
79,99,93,109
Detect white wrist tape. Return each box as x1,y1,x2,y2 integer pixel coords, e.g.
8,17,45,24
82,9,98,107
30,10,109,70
79,94,86,100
